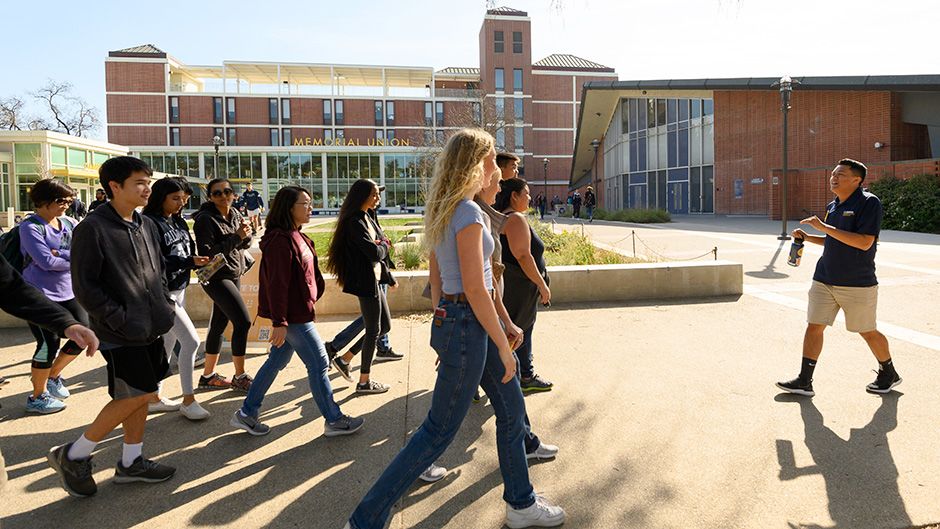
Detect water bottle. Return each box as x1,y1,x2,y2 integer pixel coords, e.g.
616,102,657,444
787,237,804,267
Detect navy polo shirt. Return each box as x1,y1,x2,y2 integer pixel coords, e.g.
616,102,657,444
813,187,883,287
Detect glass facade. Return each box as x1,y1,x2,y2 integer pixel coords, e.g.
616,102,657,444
14,143,41,210
0,162,10,211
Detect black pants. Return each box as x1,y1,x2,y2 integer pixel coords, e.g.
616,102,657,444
29,298,88,369
357,286,391,376
203,278,251,358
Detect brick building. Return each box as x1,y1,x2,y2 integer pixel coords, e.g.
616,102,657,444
105,6,617,209
572,76,940,217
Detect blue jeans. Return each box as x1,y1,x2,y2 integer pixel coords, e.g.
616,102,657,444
349,301,535,529
517,324,536,380
240,322,342,423
586,205,594,220
331,284,391,354
480,339,541,453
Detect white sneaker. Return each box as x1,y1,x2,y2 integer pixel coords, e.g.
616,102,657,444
148,397,182,413
505,495,565,528
418,462,447,483
526,442,559,461
180,401,210,420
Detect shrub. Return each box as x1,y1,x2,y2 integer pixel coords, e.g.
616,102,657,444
393,242,427,270
588,208,671,223
868,174,940,233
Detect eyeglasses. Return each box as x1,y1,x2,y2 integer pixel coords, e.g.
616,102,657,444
210,188,234,197
54,198,74,206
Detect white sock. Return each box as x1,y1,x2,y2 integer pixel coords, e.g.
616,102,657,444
67,435,97,461
122,442,143,467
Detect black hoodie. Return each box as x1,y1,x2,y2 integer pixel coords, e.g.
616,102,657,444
70,203,175,346
193,202,252,281
144,212,197,292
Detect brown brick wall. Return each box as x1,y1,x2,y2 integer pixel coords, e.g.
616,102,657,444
341,99,376,126
291,99,325,125
479,17,532,94
890,93,931,161
179,127,216,147
105,61,165,93
532,75,572,101
232,127,269,147
108,126,166,146
532,129,573,155
393,101,425,128
178,96,215,124
107,94,165,124
233,97,269,125
531,103,573,128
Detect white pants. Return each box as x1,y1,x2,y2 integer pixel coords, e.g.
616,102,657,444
164,289,201,395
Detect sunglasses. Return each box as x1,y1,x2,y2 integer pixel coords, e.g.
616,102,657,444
210,188,234,197
54,198,74,206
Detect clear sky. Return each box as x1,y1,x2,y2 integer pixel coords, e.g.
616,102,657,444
1,0,934,141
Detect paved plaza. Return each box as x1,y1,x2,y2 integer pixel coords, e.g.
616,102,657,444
1,216,939,529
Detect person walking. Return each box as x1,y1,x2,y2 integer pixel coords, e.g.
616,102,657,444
88,189,107,212
584,186,596,222
193,178,254,392
571,191,582,219
344,128,564,529
324,179,393,395
535,193,546,220
230,185,364,437
48,156,177,497
143,177,211,420
777,158,901,397
241,181,265,235
496,178,554,394
18,179,88,413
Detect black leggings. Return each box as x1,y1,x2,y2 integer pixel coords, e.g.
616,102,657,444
29,298,88,369
203,278,251,358
357,286,391,376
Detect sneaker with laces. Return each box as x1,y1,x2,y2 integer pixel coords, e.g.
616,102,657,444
332,357,353,383
114,456,176,484
148,397,182,413
46,376,70,399
776,377,815,397
180,401,210,420
26,392,67,414
198,373,231,390
526,442,559,461
324,414,365,437
47,444,96,497
505,495,566,528
375,348,404,361
356,379,390,394
230,410,271,436
419,462,447,483
520,374,554,394
230,373,253,392
866,368,902,394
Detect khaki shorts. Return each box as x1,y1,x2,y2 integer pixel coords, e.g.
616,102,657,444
807,280,878,333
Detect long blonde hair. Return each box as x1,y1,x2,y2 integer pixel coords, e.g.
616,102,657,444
424,128,494,247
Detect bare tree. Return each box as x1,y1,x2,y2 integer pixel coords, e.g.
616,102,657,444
0,97,27,130
31,80,100,137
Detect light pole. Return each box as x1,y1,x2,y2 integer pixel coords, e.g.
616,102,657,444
590,138,600,205
774,76,798,240
542,157,549,213
212,135,224,179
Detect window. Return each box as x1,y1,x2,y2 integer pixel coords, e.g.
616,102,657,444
323,100,332,125
170,127,180,146
214,127,223,141
374,101,384,126
495,68,505,92
514,127,524,150
436,102,444,126
495,98,505,120
386,101,395,126
325,129,333,141
213,97,223,124
678,99,689,122
169,96,179,123
268,98,279,124
513,98,523,122
435,130,445,143
656,99,666,127
375,129,385,140
226,128,236,147
270,128,279,146
335,100,344,125
647,99,656,129
387,129,395,140
226,98,235,123
281,99,291,124
471,102,481,124
513,68,523,92
494,30,504,53
691,99,702,119
282,129,292,146
496,128,505,149
703,99,714,116
513,31,522,53
424,102,433,126
335,129,345,139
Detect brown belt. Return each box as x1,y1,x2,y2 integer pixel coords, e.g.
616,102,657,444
442,290,496,303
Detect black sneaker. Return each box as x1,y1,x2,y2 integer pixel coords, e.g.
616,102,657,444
332,357,353,383
356,379,390,394
325,414,365,437
866,369,902,394
375,348,404,361
324,341,337,362
114,456,176,484
520,374,553,394
776,377,815,397
47,444,97,497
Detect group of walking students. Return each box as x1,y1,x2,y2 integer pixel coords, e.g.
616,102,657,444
1,128,566,528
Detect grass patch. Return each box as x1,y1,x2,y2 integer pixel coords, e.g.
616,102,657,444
530,218,642,266
312,216,423,230
556,207,671,223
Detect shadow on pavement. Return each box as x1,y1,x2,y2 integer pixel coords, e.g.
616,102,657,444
745,239,791,280
774,392,911,529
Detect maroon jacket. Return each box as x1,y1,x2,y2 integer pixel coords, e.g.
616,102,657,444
258,228,326,327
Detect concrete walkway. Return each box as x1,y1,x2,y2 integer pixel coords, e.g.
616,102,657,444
1,215,939,529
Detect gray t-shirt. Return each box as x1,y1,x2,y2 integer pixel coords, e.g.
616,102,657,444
434,199,494,294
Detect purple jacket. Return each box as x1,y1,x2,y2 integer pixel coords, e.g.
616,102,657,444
19,215,76,302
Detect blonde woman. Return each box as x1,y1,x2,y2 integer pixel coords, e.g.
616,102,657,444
345,129,565,529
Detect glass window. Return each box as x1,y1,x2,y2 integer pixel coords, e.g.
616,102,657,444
691,167,701,213
436,102,444,126
513,69,523,92
424,101,432,126
628,99,638,133
226,128,236,147
691,99,702,119
188,153,200,177
323,100,332,125
335,100,344,125
282,129,292,146
656,99,666,127
647,99,656,129
629,140,637,172
375,101,384,126
51,145,67,167
436,130,445,144
213,97,223,124
638,136,647,171
494,30,504,53
678,127,689,167
495,98,504,120
226,97,235,123
386,101,395,126
495,68,504,92
638,99,648,132
336,129,345,139
272,128,282,147
703,99,714,115
177,152,189,176
214,127,223,141
679,99,689,122
513,31,523,54
621,100,629,134
387,129,395,140
165,153,177,175
325,129,333,141
657,132,667,169
281,99,291,124
170,128,180,147
647,134,658,171
67,148,86,168
170,96,180,123
268,98,279,124
375,129,385,140
150,153,165,173
514,127,524,150
513,98,523,122
0,162,9,211
93,152,109,166
690,126,703,165
666,99,677,124
667,130,677,167
703,124,714,164
495,128,505,149
472,102,481,124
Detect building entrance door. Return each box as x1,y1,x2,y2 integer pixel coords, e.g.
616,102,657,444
667,181,688,214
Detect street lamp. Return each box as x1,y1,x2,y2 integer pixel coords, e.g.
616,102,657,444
774,76,799,240
590,138,600,204
212,135,225,179
542,158,549,212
